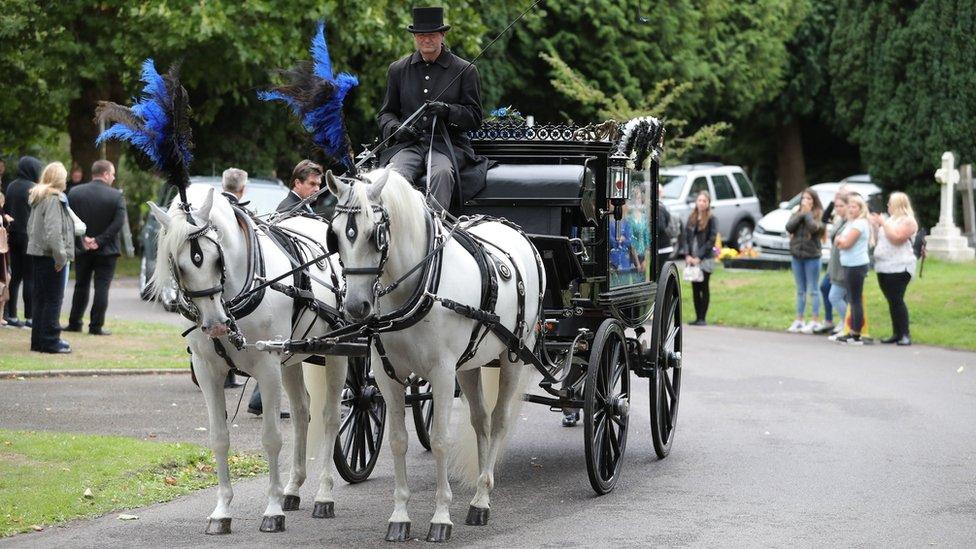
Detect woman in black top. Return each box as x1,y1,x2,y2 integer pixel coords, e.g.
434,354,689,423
683,191,717,325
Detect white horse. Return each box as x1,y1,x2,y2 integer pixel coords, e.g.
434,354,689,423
325,168,544,542
148,186,347,534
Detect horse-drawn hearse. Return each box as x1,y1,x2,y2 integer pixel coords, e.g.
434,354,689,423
96,23,682,539
297,119,684,500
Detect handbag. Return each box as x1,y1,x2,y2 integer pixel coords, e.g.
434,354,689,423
67,205,87,237
682,263,703,282
0,225,8,254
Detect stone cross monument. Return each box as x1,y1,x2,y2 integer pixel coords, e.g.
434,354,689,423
925,151,975,261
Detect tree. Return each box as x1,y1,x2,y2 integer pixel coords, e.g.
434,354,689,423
830,0,976,226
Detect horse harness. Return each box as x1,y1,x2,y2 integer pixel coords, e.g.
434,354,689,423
331,199,545,387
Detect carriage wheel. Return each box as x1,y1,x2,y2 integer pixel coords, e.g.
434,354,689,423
333,357,386,483
410,380,433,452
649,262,682,459
584,318,631,495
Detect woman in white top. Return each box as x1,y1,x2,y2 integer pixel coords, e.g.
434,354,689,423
869,192,918,346
832,194,871,345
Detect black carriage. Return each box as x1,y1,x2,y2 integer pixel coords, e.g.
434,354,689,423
286,119,683,495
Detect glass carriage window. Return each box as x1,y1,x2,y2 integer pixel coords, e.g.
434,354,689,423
610,167,652,289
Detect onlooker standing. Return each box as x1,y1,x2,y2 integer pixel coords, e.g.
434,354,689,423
3,156,43,327
67,165,84,193
0,191,11,326
66,160,125,336
276,159,322,214
824,193,850,336
221,167,248,205
870,192,919,346
832,193,872,345
785,188,826,334
26,162,74,353
656,184,675,274
683,191,717,326
0,157,8,192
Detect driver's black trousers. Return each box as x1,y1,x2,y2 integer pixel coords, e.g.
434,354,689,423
388,144,455,212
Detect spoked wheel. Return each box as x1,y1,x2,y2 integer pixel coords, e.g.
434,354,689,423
410,379,433,451
650,262,683,459
333,357,386,483
584,318,631,495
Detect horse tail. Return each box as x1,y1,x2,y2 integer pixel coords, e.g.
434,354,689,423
450,363,532,488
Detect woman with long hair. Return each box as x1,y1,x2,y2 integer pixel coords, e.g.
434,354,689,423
823,192,850,336
26,161,74,353
683,191,717,325
785,188,826,333
870,192,919,345
832,193,871,345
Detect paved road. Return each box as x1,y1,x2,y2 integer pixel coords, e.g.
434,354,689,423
59,277,181,328
3,322,974,547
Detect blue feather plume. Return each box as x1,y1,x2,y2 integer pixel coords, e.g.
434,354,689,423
96,59,194,188
259,22,359,168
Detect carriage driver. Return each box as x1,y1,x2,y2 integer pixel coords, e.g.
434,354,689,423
377,6,491,212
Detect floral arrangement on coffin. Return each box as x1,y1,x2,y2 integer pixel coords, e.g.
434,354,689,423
485,105,526,125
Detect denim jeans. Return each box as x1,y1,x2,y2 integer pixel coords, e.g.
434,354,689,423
828,283,848,327
843,264,869,334
819,273,833,323
791,257,821,317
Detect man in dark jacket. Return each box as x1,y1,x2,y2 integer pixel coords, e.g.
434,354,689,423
66,160,126,335
376,6,489,212
276,159,323,215
3,156,43,327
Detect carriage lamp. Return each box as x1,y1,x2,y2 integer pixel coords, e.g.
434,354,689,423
608,153,630,221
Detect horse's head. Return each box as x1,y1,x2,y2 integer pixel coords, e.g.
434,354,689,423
326,169,394,322
148,187,232,337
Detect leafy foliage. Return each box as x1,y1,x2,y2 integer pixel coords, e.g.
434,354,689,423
830,0,976,226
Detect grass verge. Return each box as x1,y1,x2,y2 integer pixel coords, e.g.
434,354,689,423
0,429,267,537
0,320,186,372
681,258,976,351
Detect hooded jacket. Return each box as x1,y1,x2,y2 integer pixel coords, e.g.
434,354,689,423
4,156,43,235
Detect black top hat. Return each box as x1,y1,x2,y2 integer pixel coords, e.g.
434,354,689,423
408,7,450,33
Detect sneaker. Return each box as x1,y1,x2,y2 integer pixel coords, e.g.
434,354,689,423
835,334,863,345
831,325,844,335
787,320,804,333
814,323,835,335
801,321,823,335
896,335,912,346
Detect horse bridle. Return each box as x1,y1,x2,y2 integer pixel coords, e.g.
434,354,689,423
170,221,230,321
332,202,391,298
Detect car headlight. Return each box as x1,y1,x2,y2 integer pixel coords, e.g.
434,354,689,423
754,225,766,235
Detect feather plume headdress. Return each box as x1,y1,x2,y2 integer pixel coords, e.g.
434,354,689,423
95,59,194,194
616,117,665,169
259,22,359,170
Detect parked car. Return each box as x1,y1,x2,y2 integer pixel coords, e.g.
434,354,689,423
660,163,763,249
752,180,884,262
139,176,289,308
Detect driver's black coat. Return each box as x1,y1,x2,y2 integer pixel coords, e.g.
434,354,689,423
376,48,490,204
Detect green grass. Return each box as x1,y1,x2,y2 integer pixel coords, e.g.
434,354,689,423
0,429,267,537
681,259,976,351
0,320,187,372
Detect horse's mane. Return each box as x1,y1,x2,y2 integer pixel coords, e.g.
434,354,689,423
359,168,427,260
148,191,227,301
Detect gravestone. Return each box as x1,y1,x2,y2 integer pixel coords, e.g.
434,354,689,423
960,164,976,246
925,152,975,261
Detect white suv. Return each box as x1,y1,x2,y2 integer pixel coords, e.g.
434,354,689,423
660,163,763,249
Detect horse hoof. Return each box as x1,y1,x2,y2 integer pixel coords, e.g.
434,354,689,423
282,495,300,511
465,505,490,526
312,501,334,519
205,517,232,535
385,521,411,542
259,515,285,533
426,523,452,543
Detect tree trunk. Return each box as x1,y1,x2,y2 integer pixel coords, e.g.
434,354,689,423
776,119,806,201
68,77,124,181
